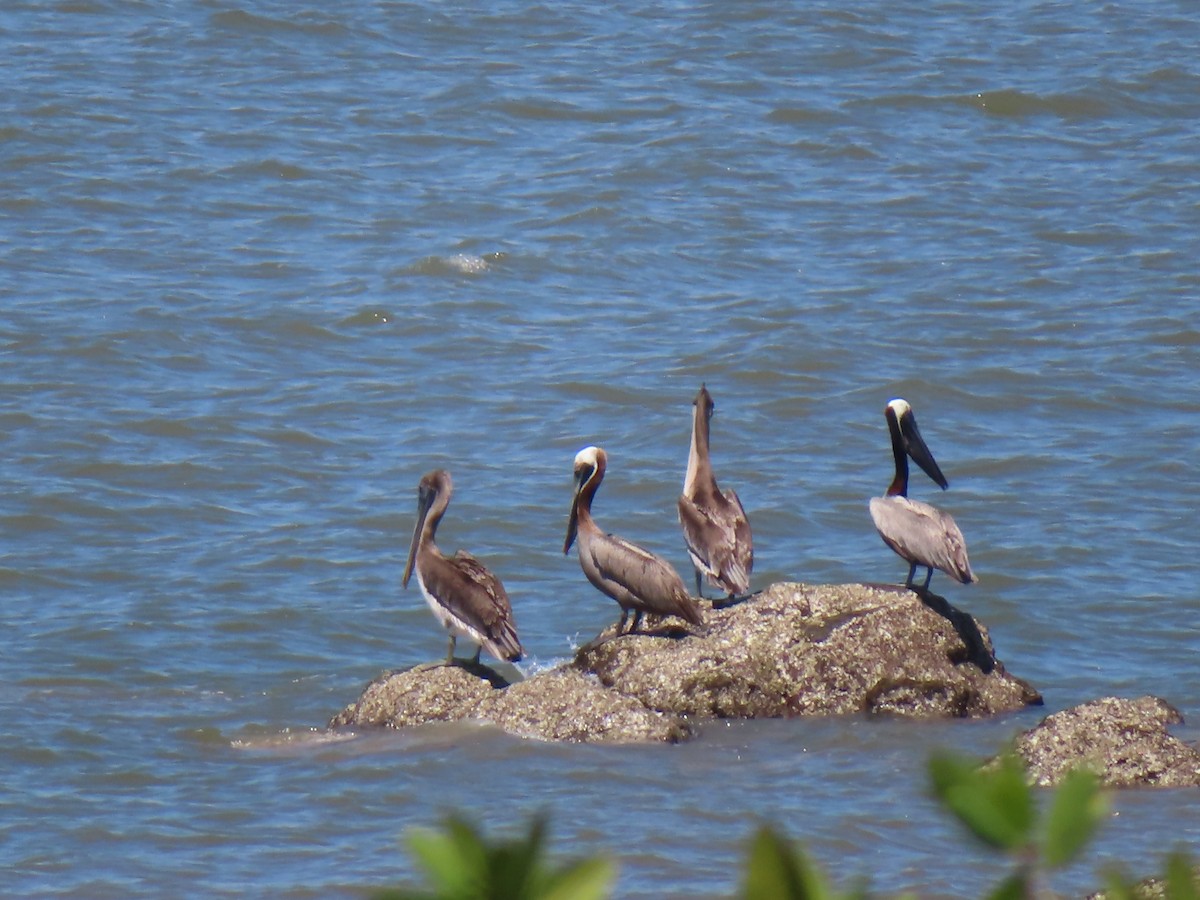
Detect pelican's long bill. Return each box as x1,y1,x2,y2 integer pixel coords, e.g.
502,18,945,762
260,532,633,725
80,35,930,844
402,478,434,587
563,459,588,555
901,415,947,489
886,398,949,495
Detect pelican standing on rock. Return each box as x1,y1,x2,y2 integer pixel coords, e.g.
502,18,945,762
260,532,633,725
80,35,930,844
678,384,753,603
402,469,523,665
564,446,705,636
869,399,977,593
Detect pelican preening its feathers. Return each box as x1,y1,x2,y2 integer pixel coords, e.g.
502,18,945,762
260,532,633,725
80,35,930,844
565,445,706,636
869,399,977,593
678,384,753,602
402,469,524,665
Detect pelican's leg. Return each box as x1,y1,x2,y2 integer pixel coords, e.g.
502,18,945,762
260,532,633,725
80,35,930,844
615,609,630,635
694,570,705,600
445,635,456,665
921,567,934,592
628,610,643,634
715,587,758,609
470,644,482,665
905,563,918,589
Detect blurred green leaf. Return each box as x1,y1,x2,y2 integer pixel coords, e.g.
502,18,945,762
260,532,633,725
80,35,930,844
408,817,485,897
1097,865,1136,900
742,825,831,900
929,753,1034,852
396,813,615,900
984,870,1029,900
491,814,547,897
1043,767,1107,868
1165,851,1199,900
538,857,617,900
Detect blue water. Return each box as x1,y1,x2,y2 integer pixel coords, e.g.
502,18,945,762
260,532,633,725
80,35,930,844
2,1,1199,896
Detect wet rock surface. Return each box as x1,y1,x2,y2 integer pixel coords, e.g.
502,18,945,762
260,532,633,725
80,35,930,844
329,581,1042,743
1013,695,1200,787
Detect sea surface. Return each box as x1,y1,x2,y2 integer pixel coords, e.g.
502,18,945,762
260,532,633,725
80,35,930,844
2,1,1199,897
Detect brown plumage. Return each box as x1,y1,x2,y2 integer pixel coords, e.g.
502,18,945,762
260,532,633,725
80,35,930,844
564,446,704,635
678,384,753,600
402,469,523,664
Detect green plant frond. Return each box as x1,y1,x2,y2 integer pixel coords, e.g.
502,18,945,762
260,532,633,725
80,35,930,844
407,815,498,897
1043,768,1108,868
1096,861,1138,900
928,752,979,796
929,752,1034,851
742,825,832,900
370,889,436,900
1165,851,1199,900
538,857,617,900
984,870,1029,900
407,828,478,896
489,815,549,897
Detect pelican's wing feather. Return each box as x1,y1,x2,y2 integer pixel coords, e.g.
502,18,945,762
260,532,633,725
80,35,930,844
869,496,976,584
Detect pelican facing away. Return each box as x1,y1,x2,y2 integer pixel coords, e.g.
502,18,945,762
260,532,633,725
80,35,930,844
564,446,705,636
678,384,753,601
402,469,523,665
869,399,977,593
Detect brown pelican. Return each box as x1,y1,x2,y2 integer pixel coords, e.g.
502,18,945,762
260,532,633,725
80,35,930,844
678,384,753,601
564,446,705,635
869,399,977,592
402,469,523,665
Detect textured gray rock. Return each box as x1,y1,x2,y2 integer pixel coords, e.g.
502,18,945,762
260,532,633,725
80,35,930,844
329,581,1041,743
1013,695,1200,787
575,581,1040,719
328,662,693,743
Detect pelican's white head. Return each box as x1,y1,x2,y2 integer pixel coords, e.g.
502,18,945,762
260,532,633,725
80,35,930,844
574,445,602,469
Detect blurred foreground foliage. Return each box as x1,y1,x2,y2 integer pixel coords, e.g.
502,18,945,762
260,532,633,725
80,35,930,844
372,813,615,900
375,752,1197,900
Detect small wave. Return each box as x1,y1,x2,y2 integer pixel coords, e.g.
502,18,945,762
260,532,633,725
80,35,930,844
967,88,1113,119
341,308,394,327
209,9,348,37
230,727,358,752
405,252,503,277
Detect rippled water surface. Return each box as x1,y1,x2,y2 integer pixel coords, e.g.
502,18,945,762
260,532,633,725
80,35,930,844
2,1,1199,896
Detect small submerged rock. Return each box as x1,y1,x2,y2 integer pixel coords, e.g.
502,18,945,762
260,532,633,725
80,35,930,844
329,581,1042,744
1013,695,1200,788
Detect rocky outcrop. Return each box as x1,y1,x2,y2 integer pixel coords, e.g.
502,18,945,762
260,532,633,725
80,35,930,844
1013,696,1200,787
575,581,1039,719
329,663,694,743
329,581,1042,743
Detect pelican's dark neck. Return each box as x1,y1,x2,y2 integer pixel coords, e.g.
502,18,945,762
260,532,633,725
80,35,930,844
577,462,604,519
887,424,909,497
422,494,448,546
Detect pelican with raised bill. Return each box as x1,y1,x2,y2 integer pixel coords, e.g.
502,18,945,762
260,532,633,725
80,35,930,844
402,469,523,665
869,399,977,593
678,383,753,602
564,446,705,636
